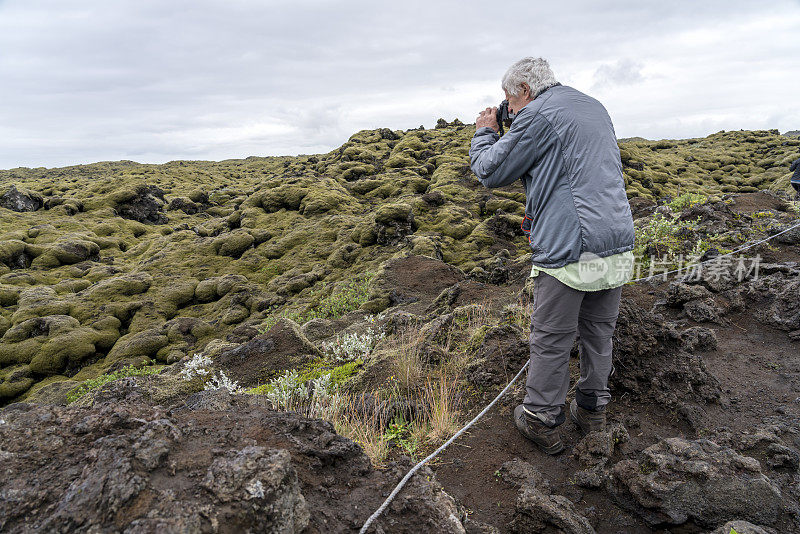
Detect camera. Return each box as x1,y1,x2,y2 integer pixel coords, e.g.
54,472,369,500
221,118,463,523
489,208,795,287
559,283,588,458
495,100,516,136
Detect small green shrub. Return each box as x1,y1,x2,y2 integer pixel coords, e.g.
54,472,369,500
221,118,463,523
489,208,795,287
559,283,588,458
383,415,421,460
668,192,708,212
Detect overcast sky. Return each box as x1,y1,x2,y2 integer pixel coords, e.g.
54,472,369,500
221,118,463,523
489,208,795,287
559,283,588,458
1,0,799,169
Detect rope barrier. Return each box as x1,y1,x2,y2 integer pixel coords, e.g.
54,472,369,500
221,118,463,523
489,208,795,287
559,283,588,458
359,218,800,533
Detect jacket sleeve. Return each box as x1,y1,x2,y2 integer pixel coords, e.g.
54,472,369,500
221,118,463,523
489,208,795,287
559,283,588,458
791,158,799,172
469,120,537,188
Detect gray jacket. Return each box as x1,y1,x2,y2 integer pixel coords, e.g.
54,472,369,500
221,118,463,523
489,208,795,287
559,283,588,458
470,84,635,269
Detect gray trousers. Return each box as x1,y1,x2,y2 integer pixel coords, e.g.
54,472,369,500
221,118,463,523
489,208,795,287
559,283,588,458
523,272,622,427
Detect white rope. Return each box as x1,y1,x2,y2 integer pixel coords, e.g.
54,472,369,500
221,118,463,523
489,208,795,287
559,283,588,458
628,219,800,283
359,217,800,533
358,361,528,534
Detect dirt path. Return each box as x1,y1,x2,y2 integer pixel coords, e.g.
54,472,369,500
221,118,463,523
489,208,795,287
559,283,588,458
431,271,800,533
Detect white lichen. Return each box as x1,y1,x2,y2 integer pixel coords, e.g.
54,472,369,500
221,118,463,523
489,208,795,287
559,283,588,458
246,479,265,499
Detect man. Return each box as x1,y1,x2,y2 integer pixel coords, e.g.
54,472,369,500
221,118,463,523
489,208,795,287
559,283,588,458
791,158,800,198
469,57,636,455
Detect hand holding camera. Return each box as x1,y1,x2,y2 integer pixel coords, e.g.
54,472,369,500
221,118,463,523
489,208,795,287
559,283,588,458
475,100,516,135
476,107,500,132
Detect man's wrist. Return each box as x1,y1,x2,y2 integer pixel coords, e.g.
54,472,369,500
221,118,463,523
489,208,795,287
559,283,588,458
476,126,499,135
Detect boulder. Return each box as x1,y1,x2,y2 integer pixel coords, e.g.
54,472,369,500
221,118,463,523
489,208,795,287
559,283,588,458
683,297,725,323
212,318,321,387
666,282,713,306
113,184,168,224
0,185,43,212
0,239,30,270
680,326,718,352
465,324,528,389
764,278,800,331
373,202,417,245
497,458,550,492
570,424,629,489
509,487,596,534
611,300,722,406
213,229,255,258
609,437,784,529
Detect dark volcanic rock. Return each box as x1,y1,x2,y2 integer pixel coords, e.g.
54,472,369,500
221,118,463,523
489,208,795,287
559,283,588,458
609,437,785,530
775,223,800,245
611,300,722,406
0,388,470,533
570,424,629,489
498,457,551,492
712,424,800,473
498,460,594,533
680,326,718,352
509,487,596,534
0,239,30,270
116,184,168,224
666,281,713,306
683,297,725,323
465,324,529,388
168,196,201,214
212,318,322,387
1,185,43,212
763,278,800,331
374,203,417,246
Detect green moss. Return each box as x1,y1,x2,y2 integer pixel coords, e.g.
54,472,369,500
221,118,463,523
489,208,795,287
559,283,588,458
419,205,477,239
247,358,363,395
0,364,33,398
485,198,524,215
106,329,169,361
375,202,414,225
300,184,357,215
0,126,794,402
36,327,99,370
668,192,708,211
66,359,162,403
384,155,417,168
214,229,255,258
464,324,492,354
341,165,375,181
0,285,20,306
0,239,27,268
257,183,308,212
31,237,100,267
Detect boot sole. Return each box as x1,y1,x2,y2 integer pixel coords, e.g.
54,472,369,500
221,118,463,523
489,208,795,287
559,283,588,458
533,439,564,455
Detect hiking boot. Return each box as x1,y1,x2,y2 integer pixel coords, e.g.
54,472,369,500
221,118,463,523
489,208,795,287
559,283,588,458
514,405,564,455
569,399,606,435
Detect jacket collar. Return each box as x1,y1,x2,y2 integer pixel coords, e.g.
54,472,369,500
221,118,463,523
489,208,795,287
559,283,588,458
533,82,562,100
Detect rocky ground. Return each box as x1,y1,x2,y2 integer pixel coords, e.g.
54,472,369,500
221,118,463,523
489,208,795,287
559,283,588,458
2,125,800,532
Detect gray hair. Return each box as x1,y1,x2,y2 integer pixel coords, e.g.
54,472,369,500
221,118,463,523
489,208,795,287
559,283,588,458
501,57,558,98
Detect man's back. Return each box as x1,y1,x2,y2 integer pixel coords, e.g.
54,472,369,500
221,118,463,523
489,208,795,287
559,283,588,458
528,85,634,260
470,84,635,269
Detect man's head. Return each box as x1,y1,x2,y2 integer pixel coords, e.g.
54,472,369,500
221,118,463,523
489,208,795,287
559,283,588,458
501,57,558,114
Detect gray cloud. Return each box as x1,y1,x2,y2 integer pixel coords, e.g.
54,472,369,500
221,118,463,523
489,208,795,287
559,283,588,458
0,0,798,168
591,59,644,91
